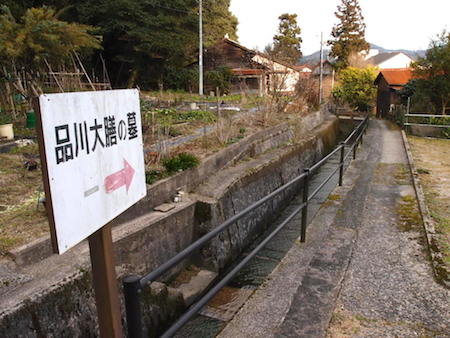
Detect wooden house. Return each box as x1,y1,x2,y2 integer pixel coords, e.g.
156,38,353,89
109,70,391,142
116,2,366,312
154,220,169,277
374,68,413,118
203,38,301,95
312,60,335,99
294,65,313,79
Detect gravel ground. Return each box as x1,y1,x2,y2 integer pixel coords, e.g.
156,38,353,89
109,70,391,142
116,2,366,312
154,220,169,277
326,121,450,337
215,120,449,338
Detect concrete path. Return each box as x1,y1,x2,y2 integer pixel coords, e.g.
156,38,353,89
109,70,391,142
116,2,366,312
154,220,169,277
218,120,450,337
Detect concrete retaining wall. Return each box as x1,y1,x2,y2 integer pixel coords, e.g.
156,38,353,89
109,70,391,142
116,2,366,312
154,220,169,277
196,117,339,270
0,112,339,337
113,110,326,223
408,125,449,138
9,111,327,267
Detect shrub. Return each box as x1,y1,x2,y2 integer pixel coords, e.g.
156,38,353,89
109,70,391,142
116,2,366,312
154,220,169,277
162,153,200,174
145,170,165,185
0,114,12,125
332,66,377,112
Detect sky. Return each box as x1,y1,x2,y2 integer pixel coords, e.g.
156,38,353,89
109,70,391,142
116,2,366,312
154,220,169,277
229,0,450,56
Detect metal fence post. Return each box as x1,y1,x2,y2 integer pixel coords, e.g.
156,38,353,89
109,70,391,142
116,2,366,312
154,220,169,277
339,142,345,186
353,142,357,160
300,168,310,243
123,275,144,338
361,126,364,145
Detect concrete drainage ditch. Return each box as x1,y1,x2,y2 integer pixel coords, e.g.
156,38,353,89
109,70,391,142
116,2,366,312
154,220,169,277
0,112,360,337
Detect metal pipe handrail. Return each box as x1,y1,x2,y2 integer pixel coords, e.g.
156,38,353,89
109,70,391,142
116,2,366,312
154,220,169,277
308,163,341,202
404,123,450,128
344,143,354,162
139,170,307,287
404,113,449,118
123,115,370,338
309,145,342,173
343,115,368,145
160,201,306,338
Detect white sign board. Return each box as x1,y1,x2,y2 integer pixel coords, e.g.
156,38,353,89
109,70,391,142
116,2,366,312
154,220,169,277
39,89,146,254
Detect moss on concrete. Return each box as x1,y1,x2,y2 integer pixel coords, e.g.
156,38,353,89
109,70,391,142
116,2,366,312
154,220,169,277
396,195,422,232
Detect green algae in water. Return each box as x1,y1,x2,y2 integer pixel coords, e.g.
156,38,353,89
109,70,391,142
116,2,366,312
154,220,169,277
173,315,225,338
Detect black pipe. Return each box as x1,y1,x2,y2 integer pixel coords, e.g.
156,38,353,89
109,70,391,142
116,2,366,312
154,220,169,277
301,168,310,242
123,275,143,338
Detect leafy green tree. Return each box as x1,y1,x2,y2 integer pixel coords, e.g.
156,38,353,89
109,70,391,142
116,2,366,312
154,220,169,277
328,0,369,71
271,13,302,64
332,66,377,112
412,31,450,114
205,66,232,94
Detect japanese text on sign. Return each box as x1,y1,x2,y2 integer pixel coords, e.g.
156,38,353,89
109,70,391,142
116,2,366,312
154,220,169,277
54,112,138,164
38,89,146,254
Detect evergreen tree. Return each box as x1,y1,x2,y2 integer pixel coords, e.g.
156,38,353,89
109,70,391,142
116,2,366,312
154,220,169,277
0,6,100,101
2,1,239,89
203,0,238,47
271,13,302,64
328,0,369,70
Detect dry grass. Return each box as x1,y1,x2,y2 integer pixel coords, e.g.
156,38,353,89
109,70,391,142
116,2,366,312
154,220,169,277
327,305,362,337
0,146,49,255
159,109,302,161
408,136,450,266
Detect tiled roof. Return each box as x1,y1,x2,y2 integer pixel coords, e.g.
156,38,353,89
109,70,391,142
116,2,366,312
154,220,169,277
294,65,313,72
221,38,299,72
375,68,413,86
367,52,412,66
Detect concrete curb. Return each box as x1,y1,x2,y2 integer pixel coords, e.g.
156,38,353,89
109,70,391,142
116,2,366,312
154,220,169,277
400,130,450,288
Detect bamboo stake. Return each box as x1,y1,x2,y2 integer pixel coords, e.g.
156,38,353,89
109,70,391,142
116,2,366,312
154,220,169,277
44,58,64,93
73,51,96,91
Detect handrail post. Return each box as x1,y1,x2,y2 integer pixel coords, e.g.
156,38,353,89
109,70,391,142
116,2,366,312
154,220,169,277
353,141,357,160
339,142,345,186
300,168,310,243
123,275,144,338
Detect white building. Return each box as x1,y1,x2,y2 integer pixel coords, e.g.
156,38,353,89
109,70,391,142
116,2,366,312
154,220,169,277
367,52,414,69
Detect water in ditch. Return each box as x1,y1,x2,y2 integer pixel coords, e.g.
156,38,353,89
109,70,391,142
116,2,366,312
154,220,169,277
174,125,358,337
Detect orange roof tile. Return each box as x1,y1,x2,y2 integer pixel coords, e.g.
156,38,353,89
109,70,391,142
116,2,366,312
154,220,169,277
376,68,413,86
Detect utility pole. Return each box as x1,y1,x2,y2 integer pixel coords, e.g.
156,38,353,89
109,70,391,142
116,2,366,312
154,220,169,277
319,32,324,105
199,0,204,96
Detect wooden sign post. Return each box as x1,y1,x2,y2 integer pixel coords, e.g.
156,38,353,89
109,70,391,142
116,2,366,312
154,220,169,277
88,224,123,337
35,90,146,337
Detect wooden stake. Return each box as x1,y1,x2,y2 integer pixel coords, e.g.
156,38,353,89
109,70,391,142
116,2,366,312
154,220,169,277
88,223,124,338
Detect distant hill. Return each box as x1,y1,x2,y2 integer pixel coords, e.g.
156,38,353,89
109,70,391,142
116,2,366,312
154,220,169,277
300,43,426,65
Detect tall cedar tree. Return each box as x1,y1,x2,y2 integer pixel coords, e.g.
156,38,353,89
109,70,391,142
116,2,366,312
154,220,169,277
203,0,238,47
3,0,238,89
272,13,302,64
328,0,369,70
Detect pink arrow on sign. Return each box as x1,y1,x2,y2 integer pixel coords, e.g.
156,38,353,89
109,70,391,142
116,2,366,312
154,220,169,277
104,159,135,193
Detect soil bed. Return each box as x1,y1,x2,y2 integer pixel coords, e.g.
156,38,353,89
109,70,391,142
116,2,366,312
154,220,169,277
408,136,450,268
